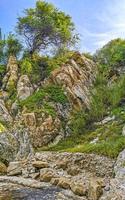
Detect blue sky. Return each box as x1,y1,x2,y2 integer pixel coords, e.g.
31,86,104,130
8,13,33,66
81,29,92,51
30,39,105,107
0,0,125,53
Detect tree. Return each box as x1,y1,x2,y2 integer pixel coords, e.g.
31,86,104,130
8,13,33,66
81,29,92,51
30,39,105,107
17,0,78,56
5,33,22,57
95,38,125,70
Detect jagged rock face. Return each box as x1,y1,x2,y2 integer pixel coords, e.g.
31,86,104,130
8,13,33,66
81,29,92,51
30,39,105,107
50,52,97,109
0,53,97,148
22,113,63,147
0,99,12,123
2,55,18,91
17,75,34,100
0,128,34,163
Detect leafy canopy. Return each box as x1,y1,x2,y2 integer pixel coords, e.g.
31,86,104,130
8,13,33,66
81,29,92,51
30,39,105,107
17,0,77,55
95,38,125,70
5,33,22,57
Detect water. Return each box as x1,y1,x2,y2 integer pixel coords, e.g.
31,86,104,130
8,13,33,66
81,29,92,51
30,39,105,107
0,183,61,200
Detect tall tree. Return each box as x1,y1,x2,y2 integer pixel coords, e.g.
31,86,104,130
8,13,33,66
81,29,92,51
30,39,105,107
17,0,78,56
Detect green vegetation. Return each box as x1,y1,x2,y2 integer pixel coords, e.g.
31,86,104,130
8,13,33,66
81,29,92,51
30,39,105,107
19,84,68,117
17,0,77,56
1,0,125,159
38,38,125,158
41,121,125,158
95,38,125,70
0,64,6,86
0,123,6,132
5,33,22,57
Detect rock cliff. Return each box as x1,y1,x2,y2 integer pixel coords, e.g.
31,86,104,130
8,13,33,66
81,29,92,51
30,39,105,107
0,52,97,149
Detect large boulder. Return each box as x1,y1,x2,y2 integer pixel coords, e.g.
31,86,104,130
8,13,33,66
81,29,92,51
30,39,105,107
0,128,34,163
17,75,33,100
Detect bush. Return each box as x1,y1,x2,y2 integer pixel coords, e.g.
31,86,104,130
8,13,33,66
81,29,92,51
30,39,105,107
95,38,125,71
108,75,125,107
0,64,6,86
19,84,68,118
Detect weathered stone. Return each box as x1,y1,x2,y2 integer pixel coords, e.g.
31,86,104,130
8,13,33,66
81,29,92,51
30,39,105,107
2,56,18,91
17,75,33,100
30,172,40,180
0,162,7,174
0,176,50,188
11,100,19,116
70,180,87,196
40,168,56,182
114,149,125,178
0,128,34,163
95,116,115,126
35,152,115,178
57,177,71,189
67,166,80,176
0,99,12,123
57,190,87,200
31,116,62,147
23,113,36,129
50,177,60,186
32,161,49,169
7,161,22,176
50,52,97,109
88,178,103,200
56,159,68,170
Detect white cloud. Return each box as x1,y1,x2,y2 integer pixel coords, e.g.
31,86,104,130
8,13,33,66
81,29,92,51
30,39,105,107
79,0,125,52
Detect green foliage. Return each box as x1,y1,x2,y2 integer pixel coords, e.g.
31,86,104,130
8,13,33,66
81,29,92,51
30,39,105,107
0,123,6,133
0,64,6,86
17,0,77,55
20,54,48,83
19,84,68,117
5,33,22,57
95,38,125,70
46,51,73,75
0,40,6,64
21,58,32,74
83,52,93,60
42,121,124,158
44,85,68,104
70,111,87,135
108,75,125,107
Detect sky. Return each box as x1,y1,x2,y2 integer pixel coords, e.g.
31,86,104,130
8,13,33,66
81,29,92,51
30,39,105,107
0,0,125,53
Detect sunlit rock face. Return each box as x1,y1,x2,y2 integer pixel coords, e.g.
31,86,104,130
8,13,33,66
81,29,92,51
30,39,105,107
17,75,34,100
0,53,97,148
2,55,18,91
50,52,97,109
0,128,33,163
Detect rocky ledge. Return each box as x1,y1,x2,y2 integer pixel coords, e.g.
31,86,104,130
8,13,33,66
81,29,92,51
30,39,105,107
0,150,125,199
0,151,116,200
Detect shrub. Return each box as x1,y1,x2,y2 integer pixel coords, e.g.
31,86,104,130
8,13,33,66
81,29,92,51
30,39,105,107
19,84,68,118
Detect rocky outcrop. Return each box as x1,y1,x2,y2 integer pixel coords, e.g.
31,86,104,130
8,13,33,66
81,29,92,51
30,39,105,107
2,55,18,91
17,75,34,100
100,149,125,200
50,52,97,109
0,128,33,163
0,53,97,148
22,113,63,147
35,152,115,177
0,162,7,175
0,99,12,123
5,151,114,200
